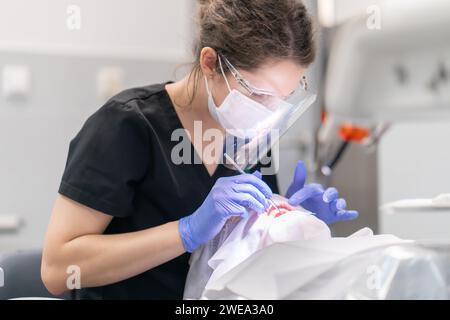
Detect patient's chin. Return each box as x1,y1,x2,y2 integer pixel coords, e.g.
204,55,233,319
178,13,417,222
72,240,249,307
268,210,332,243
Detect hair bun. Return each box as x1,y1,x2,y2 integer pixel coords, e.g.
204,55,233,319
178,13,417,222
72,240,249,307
198,0,213,6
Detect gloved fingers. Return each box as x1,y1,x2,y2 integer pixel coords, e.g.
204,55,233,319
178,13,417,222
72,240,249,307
228,204,250,219
285,161,307,199
252,170,263,179
234,174,273,199
293,161,307,186
330,198,347,213
243,200,266,214
309,183,325,192
236,193,266,214
336,210,359,221
220,199,251,218
232,184,270,209
323,187,339,203
288,184,324,206
239,209,250,219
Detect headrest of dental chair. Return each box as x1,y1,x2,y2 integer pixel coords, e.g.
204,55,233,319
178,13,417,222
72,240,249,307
0,248,71,300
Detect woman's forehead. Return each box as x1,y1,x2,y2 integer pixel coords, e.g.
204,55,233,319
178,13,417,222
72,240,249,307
238,59,305,96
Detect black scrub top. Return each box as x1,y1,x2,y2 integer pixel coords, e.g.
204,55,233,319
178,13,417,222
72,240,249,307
58,82,279,300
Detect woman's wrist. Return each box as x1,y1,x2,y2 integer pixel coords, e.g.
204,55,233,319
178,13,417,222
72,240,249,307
178,216,196,253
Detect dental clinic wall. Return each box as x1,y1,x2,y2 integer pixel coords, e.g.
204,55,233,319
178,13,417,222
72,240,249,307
0,0,194,251
379,123,450,204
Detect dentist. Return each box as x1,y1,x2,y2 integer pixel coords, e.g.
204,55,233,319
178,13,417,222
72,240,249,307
42,0,358,300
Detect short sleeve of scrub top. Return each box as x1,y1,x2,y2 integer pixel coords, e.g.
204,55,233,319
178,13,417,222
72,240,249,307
59,100,151,218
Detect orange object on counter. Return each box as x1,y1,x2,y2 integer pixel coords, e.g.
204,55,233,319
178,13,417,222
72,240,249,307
338,124,370,143
320,110,370,143
321,110,328,124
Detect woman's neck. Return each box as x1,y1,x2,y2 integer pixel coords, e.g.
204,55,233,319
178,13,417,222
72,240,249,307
165,74,224,176
166,74,210,121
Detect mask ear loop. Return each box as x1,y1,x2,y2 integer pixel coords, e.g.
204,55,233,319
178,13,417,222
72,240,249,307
218,55,232,93
204,75,212,94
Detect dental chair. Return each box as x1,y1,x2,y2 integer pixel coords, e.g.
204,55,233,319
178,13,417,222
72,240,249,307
0,248,71,300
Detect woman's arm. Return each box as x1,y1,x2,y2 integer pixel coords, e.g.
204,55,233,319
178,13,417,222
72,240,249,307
41,195,185,295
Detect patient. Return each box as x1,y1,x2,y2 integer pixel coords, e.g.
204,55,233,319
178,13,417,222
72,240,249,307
184,195,331,299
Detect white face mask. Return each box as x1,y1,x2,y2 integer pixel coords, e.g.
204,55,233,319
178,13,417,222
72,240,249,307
205,76,276,133
205,78,294,143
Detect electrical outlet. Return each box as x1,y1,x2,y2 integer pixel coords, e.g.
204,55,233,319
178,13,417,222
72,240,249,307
0,214,21,231
96,66,124,101
2,65,31,99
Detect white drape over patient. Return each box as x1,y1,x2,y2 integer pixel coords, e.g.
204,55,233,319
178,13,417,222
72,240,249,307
183,197,332,300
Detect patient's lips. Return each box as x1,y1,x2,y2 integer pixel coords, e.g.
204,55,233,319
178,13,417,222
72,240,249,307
267,202,295,218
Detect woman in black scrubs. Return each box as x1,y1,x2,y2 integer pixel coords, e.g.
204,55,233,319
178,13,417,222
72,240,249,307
41,0,358,299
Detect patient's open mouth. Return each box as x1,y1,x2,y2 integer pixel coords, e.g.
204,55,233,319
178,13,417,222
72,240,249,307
267,202,295,218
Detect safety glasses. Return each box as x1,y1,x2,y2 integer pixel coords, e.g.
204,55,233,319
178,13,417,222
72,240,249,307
218,54,309,109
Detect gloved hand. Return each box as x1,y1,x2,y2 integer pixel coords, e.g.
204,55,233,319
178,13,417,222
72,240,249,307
179,172,272,252
286,161,359,225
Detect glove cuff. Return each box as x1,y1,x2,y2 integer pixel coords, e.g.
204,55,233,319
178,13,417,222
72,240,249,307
178,216,197,253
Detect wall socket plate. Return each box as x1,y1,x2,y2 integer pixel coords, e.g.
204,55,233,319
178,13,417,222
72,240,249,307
2,65,31,99
0,214,21,231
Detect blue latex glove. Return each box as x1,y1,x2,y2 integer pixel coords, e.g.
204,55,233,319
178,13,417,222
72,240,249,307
179,172,272,252
286,161,359,225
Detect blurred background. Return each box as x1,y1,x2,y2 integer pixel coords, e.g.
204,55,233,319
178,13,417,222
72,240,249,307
0,0,449,253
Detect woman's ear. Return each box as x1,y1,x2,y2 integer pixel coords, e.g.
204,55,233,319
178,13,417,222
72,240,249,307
199,47,218,79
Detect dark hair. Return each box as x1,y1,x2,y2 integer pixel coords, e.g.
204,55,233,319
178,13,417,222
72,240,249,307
187,0,316,102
